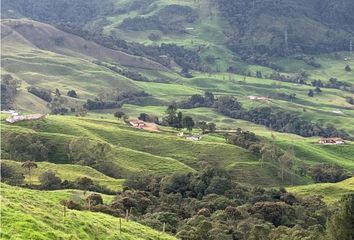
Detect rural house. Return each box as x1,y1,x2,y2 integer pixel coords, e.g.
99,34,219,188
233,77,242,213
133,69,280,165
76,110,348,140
319,137,345,145
129,120,146,128
6,114,45,124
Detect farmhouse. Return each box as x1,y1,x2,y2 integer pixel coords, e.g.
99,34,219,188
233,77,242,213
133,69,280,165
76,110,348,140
319,137,345,145
247,96,269,101
6,114,45,123
129,120,146,128
186,135,202,141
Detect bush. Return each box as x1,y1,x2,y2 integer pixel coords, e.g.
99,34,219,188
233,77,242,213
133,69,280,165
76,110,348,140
27,86,52,102
39,170,62,189
309,164,350,183
0,162,25,185
67,90,78,98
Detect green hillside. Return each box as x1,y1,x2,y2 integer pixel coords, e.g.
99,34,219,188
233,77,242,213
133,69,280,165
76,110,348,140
0,183,176,240
1,159,124,191
289,177,354,204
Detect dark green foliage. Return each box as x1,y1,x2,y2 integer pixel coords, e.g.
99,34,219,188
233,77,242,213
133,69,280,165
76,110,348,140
0,161,25,185
326,194,354,240
114,111,125,119
345,65,352,72
87,193,103,206
182,116,195,132
345,96,354,105
67,138,121,178
27,86,52,102
119,5,198,34
75,167,331,239
179,92,215,109
215,98,350,138
1,74,20,109
84,99,122,110
215,0,354,57
67,90,78,98
309,164,350,183
308,89,314,97
138,113,158,123
39,170,62,189
4,133,50,161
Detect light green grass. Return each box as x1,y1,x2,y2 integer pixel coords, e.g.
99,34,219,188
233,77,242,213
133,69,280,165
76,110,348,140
288,177,354,204
0,183,176,240
1,160,124,191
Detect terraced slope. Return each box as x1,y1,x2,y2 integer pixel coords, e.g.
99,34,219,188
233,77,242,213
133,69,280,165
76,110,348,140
0,183,176,240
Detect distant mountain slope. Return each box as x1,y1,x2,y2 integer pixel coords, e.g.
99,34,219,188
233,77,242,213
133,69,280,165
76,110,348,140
2,0,354,57
1,19,169,71
216,0,354,56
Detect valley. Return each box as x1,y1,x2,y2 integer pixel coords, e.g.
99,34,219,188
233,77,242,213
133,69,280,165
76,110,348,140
1,0,354,239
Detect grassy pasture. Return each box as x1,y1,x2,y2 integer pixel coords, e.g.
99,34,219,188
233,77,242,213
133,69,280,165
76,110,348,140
0,183,176,240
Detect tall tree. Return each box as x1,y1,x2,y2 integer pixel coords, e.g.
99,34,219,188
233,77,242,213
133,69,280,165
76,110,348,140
326,194,354,240
21,161,38,186
278,147,295,184
183,116,195,132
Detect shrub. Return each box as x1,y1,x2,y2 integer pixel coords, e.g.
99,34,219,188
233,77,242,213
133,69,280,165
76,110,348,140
0,162,25,185
39,170,62,189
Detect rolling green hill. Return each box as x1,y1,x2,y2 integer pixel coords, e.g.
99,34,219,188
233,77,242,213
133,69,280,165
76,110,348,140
1,159,124,191
0,183,176,240
289,177,354,204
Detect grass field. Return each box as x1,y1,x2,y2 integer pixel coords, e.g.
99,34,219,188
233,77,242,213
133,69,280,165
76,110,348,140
289,177,354,204
0,183,176,240
0,114,297,186
1,160,124,191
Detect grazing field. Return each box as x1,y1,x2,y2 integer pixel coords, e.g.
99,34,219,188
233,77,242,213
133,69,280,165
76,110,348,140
0,183,176,240
0,114,297,186
1,160,124,191
289,177,354,204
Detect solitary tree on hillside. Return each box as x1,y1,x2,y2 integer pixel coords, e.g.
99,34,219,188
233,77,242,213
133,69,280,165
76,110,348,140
308,89,314,97
314,87,322,94
114,111,125,120
59,199,69,217
345,65,352,72
198,121,208,134
183,116,195,132
21,161,38,186
207,123,216,133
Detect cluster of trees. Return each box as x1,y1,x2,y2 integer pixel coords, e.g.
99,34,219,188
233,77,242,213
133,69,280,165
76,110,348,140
309,164,350,183
1,74,20,110
196,121,216,134
225,129,262,155
311,78,354,93
84,99,122,110
67,138,121,178
269,71,308,85
178,92,215,109
93,61,150,82
84,90,150,110
119,5,198,34
58,167,353,239
2,132,53,162
162,105,195,132
215,0,354,57
227,131,296,183
214,96,350,139
0,161,114,194
27,86,52,102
